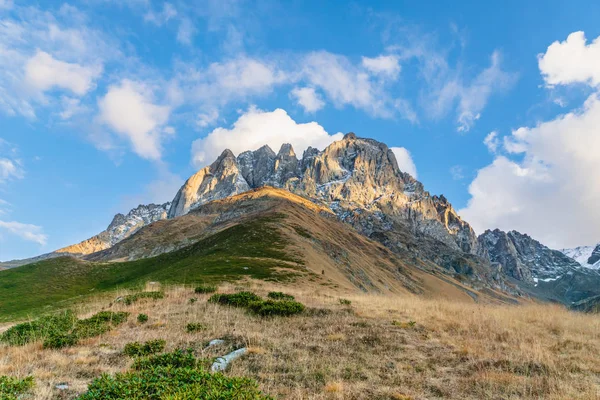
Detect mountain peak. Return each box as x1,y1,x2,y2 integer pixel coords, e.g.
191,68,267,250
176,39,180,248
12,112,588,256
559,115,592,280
343,132,357,140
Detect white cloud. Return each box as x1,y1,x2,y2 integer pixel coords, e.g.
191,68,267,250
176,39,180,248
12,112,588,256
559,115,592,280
181,57,286,108
460,93,600,248
539,31,600,87
449,165,464,180
98,80,171,160
361,55,401,79
197,109,219,128
24,50,101,96
0,158,23,182
456,52,514,132
290,87,324,113
177,18,196,45
59,96,88,120
0,0,13,9
0,5,117,118
0,220,47,245
483,131,500,153
393,33,515,132
390,147,417,178
301,51,391,117
191,107,343,166
144,2,177,25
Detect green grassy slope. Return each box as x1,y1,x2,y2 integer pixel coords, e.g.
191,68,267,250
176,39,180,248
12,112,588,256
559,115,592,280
0,214,302,321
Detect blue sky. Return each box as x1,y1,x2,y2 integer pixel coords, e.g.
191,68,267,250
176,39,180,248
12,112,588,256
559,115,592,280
2,0,600,260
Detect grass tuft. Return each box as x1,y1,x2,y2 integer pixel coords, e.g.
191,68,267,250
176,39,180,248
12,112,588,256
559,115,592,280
194,285,217,294
266,291,295,301
123,292,164,305
123,339,166,357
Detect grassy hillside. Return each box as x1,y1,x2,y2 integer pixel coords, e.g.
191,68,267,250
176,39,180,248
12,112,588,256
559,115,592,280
0,215,302,321
1,282,599,399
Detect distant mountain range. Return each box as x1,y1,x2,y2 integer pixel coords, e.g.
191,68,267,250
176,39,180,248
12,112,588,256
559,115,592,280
2,133,599,309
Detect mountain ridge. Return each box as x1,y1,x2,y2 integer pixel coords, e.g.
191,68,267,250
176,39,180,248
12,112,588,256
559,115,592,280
3,133,599,308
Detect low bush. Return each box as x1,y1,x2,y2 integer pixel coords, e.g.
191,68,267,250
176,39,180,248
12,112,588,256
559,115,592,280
132,349,198,370
1,311,128,349
247,300,305,317
267,291,295,301
73,312,129,339
137,313,149,323
78,366,270,400
189,298,197,304
339,298,352,306
123,291,164,305
124,339,166,358
43,332,78,349
0,310,76,346
186,323,208,333
194,285,217,294
208,292,261,308
0,376,34,400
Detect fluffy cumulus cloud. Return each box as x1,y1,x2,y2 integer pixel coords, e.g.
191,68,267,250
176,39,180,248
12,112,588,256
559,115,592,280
191,107,343,166
390,147,417,178
290,87,325,113
0,4,115,119
0,220,47,245
98,80,171,161
539,31,600,87
24,50,101,96
460,93,600,248
361,55,401,79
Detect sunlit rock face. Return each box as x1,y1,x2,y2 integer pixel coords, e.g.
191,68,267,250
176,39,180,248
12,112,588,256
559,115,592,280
168,133,479,254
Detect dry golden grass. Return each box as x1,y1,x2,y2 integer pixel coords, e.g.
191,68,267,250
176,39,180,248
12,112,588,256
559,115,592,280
1,281,600,399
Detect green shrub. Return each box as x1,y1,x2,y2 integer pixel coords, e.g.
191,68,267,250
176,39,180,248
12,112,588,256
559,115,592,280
208,292,261,308
0,375,34,400
186,323,208,333
73,312,129,339
123,291,164,305
78,366,270,400
43,332,78,349
0,310,76,346
1,310,128,349
132,349,198,370
189,298,197,304
194,285,217,294
339,298,352,306
137,313,149,323
267,291,294,301
123,339,166,357
247,300,305,317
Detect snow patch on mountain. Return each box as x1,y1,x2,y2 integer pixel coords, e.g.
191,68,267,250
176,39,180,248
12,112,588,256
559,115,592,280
562,244,600,269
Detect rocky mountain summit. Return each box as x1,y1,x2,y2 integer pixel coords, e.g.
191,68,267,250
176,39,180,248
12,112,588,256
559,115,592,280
169,133,479,258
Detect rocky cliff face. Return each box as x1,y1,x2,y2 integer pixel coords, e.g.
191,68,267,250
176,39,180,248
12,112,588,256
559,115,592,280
168,133,479,257
56,202,170,255
478,229,582,284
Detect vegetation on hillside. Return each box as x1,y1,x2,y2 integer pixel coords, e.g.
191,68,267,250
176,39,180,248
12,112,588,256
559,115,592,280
78,349,270,400
0,215,301,321
0,375,34,400
0,310,128,348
